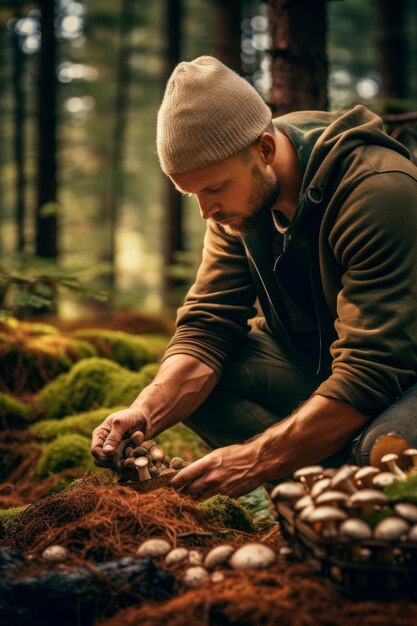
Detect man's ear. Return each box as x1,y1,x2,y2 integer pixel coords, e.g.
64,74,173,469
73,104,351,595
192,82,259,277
258,132,276,165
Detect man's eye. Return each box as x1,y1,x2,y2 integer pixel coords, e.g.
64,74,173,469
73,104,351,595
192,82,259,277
207,186,223,193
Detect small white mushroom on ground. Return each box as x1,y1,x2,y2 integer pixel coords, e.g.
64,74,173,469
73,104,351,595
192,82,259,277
330,466,358,495
394,503,417,524
374,517,410,542
278,546,293,558
348,489,388,517
134,456,151,481
339,518,372,540
183,566,209,588
165,547,189,566
270,482,305,507
372,471,397,489
211,571,225,583
354,466,380,489
381,453,407,480
188,550,204,566
229,543,276,570
308,506,347,538
204,545,235,570
42,545,68,562
137,538,172,558
315,490,348,508
293,466,324,491
403,448,417,471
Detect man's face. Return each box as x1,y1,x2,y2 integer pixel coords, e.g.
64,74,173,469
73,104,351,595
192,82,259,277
171,151,280,236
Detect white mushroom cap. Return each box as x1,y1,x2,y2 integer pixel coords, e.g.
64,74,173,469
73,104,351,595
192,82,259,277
354,466,380,488
372,471,397,489
374,517,410,541
229,543,276,570
298,504,315,522
339,518,372,540
308,506,348,525
310,478,331,500
315,490,348,507
348,489,388,509
408,524,417,542
183,566,208,587
134,456,149,468
394,503,417,524
294,495,314,512
270,481,305,503
204,545,235,571
137,538,172,558
381,453,407,478
293,466,324,489
211,571,225,583
42,545,68,562
403,449,417,469
188,550,204,566
330,466,358,494
165,547,189,566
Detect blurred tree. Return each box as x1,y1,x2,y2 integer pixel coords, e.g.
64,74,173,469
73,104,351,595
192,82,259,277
212,0,242,73
11,5,27,253
36,0,58,260
266,0,328,114
375,0,407,109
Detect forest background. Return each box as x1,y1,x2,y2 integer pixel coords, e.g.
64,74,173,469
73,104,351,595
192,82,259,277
1,0,417,321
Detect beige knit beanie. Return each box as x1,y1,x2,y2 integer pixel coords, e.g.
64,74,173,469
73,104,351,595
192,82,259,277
157,56,272,175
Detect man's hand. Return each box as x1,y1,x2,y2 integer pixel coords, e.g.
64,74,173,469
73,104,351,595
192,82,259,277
91,407,149,467
170,441,264,499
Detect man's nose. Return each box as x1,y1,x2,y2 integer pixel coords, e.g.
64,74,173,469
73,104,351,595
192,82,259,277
198,197,219,220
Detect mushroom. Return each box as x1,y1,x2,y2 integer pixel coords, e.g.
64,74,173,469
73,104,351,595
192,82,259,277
370,433,411,469
408,525,417,542
124,457,136,470
134,456,151,481
372,471,397,489
293,466,323,491
310,478,331,500
294,495,314,512
229,543,276,570
394,503,417,524
183,566,208,587
403,448,417,472
125,446,134,458
137,538,172,557
339,518,372,540
170,457,190,470
132,446,148,458
42,545,68,562
315,490,348,508
270,481,305,507
348,489,388,517
141,440,158,451
130,430,145,447
354,466,380,489
204,545,235,570
330,466,358,495
165,547,189,566
188,550,204,566
307,506,347,538
374,517,410,542
381,453,407,480
211,571,225,583
298,504,315,522
278,546,294,558
148,445,165,462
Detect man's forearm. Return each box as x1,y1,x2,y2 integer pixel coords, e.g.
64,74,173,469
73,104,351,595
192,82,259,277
256,394,372,482
131,353,218,437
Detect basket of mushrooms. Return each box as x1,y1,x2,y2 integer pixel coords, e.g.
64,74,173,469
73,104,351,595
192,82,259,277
271,434,417,599
108,429,189,492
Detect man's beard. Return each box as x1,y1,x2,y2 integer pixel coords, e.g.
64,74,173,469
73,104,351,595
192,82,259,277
214,165,280,237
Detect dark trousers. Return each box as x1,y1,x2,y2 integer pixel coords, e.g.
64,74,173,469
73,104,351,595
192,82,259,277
184,328,417,470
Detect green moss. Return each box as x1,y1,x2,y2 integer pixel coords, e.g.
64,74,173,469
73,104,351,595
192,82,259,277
363,507,396,528
0,391,31,429
35,358,159,419
0,505,28,538
135,334,170,360
0,333,97,393
32,406,127,441
384,471,417,504
19,321,60,336
70,329,154,370
155,423,210,462
198,494,256,534
33,434,94,479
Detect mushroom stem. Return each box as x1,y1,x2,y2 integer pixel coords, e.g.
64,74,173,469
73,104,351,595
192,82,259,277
134,457,151,480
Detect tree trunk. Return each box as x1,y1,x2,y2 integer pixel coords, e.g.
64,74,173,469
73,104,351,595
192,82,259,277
375,0,407,107
164,0,185,302
12,9,26,253
106,0,135,291
267,0,328,115
36,0,58,259
213,0,242,73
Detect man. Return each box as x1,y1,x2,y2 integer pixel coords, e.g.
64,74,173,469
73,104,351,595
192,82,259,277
91,56,417,498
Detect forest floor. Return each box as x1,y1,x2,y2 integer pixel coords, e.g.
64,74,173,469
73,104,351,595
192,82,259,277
1,310,417,626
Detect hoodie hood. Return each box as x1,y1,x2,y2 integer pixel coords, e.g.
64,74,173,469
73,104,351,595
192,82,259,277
273,104,411,205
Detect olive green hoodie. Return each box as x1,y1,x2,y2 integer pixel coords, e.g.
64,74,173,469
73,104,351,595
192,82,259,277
163,105,417,417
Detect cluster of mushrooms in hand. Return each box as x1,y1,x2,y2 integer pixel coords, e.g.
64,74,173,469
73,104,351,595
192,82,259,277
108,430,189,482
271,447,417,563
136,538,276,588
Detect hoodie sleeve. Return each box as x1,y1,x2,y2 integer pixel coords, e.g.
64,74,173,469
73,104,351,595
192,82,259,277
162,220,258,377
314,170,417,416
